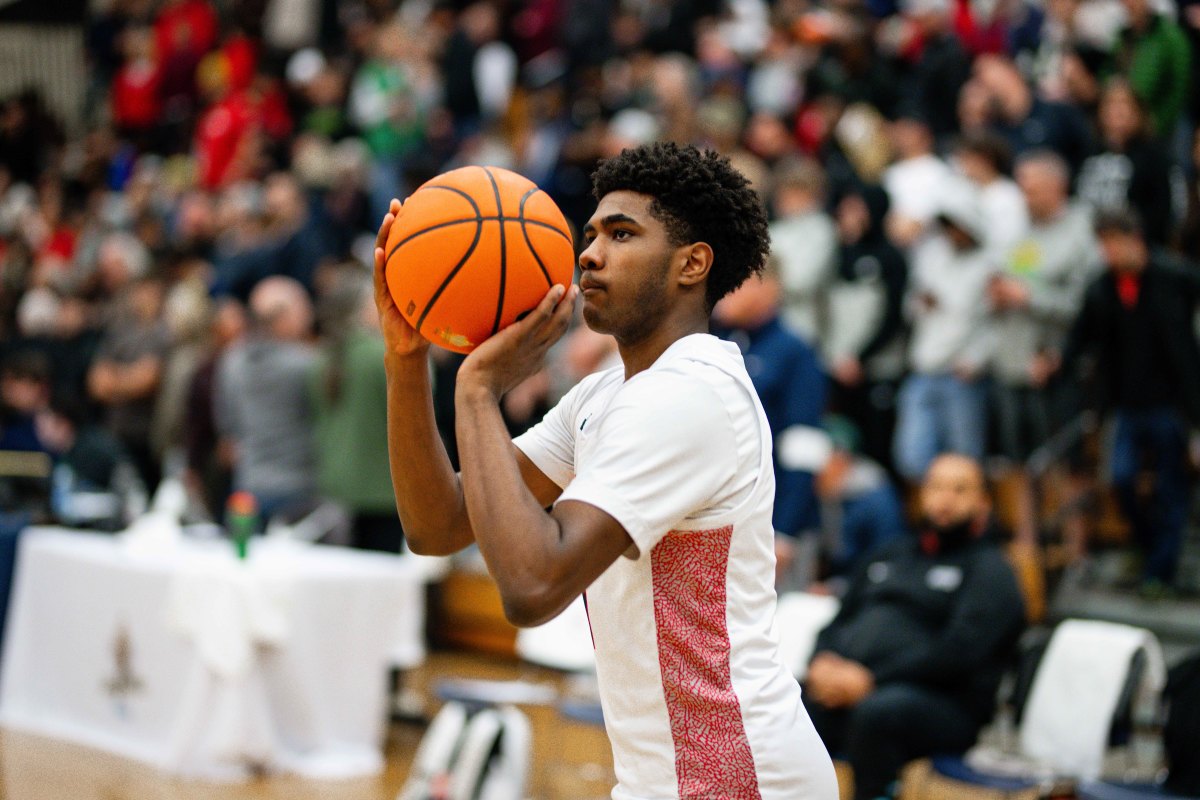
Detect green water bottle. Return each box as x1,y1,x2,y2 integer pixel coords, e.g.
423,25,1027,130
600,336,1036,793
226,491,258,560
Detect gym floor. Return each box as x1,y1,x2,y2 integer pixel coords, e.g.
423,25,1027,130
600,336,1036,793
0,650,617,800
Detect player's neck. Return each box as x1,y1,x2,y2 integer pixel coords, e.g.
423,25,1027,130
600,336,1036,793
617,312,709,380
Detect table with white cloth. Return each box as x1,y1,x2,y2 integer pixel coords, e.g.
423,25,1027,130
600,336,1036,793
0,527,433,780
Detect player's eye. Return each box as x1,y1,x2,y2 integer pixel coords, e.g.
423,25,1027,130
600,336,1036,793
612,229,632,241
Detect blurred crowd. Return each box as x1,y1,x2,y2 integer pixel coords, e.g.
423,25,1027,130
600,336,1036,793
1,0,1199,588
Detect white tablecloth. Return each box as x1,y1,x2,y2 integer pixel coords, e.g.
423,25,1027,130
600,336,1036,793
0,527,431,780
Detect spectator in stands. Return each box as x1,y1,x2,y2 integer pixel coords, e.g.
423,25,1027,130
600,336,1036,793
151,270,212,467
990,149,1100,464
183,297,245,519
88,230,152,306
804,453,1025,800
972,53,1093,176
110,26,161,152
23,292,101,418
952,132,1029,257
1077,79,1177,246
36,394,129,498
215,276,316,523
0,351,50,452
87,275,170,491
714,259,828,588
989,149,1101,555
1056,209,1200,594
896,0,970,140
0,91,64,186
1014,0,1099,102
882,111,954,251
1108,0,1192,138
347,22,433,221
768,157,837,345
893,187,995,481
309,269,402,553
813,416,907,587
1183,0,1200,128
825,184,908,474
1179,129,1200,255
440,2,517,139
212,172,335,297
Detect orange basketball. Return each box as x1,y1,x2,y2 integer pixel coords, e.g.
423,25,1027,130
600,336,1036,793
384,166,575,354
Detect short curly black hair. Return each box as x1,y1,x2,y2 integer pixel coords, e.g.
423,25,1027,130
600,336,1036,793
591,142,770,310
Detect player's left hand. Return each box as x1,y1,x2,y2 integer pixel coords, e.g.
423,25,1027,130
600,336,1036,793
458,283,578,400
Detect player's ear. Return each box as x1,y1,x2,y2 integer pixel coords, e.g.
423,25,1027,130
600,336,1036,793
677,242,713,288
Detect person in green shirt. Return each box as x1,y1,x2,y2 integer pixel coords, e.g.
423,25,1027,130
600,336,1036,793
1110,0,1192,136
309,270,404,553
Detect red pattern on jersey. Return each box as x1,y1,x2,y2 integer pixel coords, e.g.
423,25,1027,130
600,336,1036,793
651,526,761,799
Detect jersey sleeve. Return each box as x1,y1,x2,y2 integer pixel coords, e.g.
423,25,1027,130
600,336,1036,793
512,380,584,490
556,372,738,556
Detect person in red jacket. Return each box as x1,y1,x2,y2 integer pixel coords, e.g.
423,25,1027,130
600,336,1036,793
111,27,161,149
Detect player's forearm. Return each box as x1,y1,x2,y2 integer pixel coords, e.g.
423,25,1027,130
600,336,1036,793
384,352,475,555
455,382,570,626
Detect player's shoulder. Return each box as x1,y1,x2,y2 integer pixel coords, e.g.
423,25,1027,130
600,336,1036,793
567,363,624,401
617,335,746,413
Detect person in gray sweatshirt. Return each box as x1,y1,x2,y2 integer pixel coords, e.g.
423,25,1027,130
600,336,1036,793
893,180,995,482
215,276,318,522
988,149,1101,463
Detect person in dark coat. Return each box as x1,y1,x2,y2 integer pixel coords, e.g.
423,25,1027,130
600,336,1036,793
1076,79,1177,247
825,184,908,475
804,453,1025,800
1054,208,1200,591
714,260,829,587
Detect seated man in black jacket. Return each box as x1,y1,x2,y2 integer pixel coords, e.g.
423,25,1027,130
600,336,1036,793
803,453,1025,800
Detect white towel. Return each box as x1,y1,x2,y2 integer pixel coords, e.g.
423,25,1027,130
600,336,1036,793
1019,619,1165,780
773,592,841,680
165,556,291,680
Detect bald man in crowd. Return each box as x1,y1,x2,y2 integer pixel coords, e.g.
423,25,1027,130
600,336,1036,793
215,276,317,522
803,454,1025,800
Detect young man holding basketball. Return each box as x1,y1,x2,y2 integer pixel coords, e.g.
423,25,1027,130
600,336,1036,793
376,142,838,799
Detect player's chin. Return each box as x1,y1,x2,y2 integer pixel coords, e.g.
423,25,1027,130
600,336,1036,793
581,304,610,333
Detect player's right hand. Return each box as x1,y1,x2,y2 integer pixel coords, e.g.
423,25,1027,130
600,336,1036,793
374,199,431,359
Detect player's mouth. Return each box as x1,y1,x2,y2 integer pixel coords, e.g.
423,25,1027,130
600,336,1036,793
579,279,605,296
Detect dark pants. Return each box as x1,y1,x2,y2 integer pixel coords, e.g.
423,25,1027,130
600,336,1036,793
1111,408,1190,583
832,378,900,478
992,384,1052,463
804,683,979,800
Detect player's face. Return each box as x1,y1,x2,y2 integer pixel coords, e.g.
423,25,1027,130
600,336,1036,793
578,191,681,344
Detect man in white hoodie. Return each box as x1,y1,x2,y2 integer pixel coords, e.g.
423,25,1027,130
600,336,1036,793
769,157,837,345
893,184,996,481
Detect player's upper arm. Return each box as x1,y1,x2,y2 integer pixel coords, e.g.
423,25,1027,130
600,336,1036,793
515,445,563,508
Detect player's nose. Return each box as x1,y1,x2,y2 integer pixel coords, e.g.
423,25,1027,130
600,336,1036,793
578,240,603,271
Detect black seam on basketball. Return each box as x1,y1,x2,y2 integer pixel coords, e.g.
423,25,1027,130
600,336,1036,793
387,218,567,261
518,187,555,288
483,167,506,337
385,186,483,263
415,215,484,334
520,218,569,240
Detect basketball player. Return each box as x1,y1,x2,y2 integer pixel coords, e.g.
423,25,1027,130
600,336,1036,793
375,143,838,799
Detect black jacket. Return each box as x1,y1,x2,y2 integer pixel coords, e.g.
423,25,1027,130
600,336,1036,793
836,185,908,365
812,530,1025,723
1060,257,1200,423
